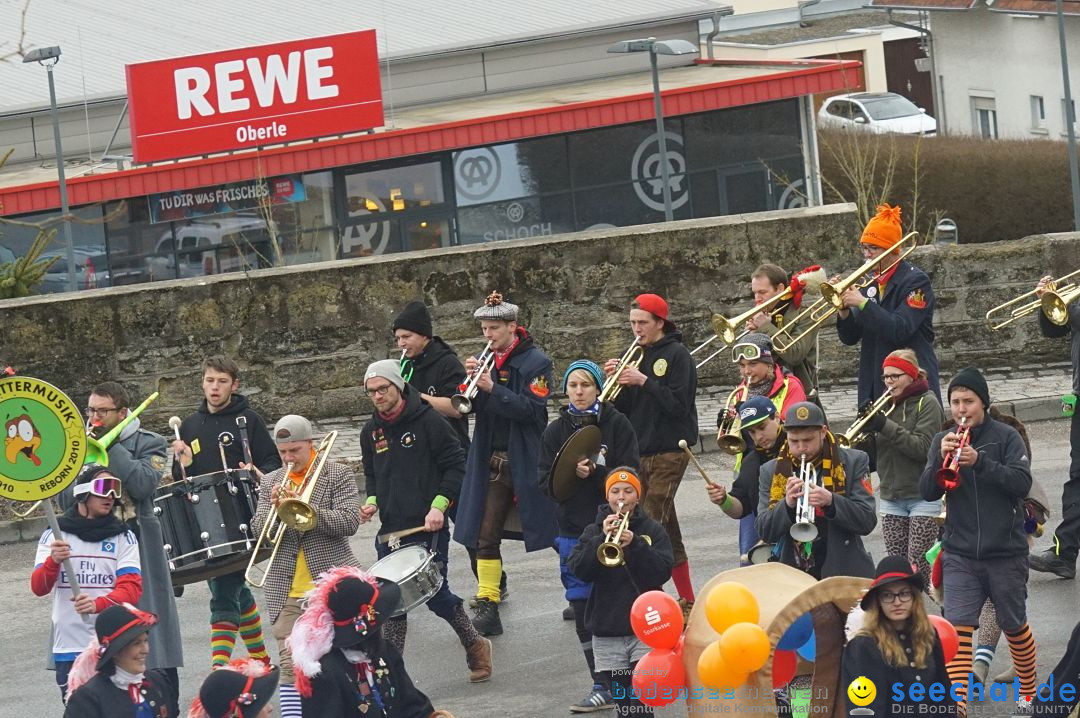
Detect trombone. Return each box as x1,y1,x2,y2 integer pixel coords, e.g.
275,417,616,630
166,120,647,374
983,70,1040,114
773,232,919,353
245,431,337,588
836,390,895,448
790,454,820,543
716,381,749,455
451,341,495,415
599,340,644,403
597,501,631,567
985,268,1080,330
691,292,792,369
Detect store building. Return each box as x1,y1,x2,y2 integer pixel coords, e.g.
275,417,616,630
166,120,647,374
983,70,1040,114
0,1,860,293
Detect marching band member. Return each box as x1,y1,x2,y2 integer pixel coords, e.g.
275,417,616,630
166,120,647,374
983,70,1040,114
747,263,821,395
452,291,555,637
250,415,362,718
1029,274,1080,580
187,659,279,718
568,468,673,718
63,604,173,718
32,465,141,702
864,349,943,588
755,402,876,579
358,360,493,683
919,368,1037,717
836,204,940,409
539,359,639,713
59,382,182,714
169,356,279,669
708,396,784,525
605,293,697,615
290,568,454,718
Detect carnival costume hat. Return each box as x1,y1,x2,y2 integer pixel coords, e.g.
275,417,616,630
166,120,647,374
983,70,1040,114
860,555,924,609
474,291,518,321
66,603,158,692
188,659,280,718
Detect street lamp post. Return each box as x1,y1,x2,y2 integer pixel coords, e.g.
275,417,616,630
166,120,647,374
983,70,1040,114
608,37,700,223
23,46,77,292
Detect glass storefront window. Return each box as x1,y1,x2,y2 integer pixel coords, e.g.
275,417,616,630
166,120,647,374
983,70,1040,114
0,205,108,293
344,161,445,217
106,199,173,285
457,194,574,245
453,137,569,206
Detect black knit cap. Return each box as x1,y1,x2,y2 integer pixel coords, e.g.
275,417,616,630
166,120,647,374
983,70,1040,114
860,554,924,608
949,366,990,408
392,301,433,338
328,576,402,648
198,664,280,718
95,603,157,667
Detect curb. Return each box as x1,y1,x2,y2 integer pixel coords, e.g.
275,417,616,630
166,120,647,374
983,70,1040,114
0,515,47,546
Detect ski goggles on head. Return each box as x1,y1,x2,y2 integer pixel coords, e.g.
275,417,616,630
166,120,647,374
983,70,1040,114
74,476,122,499
732,343,765,363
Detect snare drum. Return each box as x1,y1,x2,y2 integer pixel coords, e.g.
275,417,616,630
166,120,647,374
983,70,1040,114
368,545,443,618
154,470,266,586
747,541,778,565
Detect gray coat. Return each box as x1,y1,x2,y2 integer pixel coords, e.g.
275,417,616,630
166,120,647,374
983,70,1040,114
755,446,877,578
876,389,944,501
57,419,183,670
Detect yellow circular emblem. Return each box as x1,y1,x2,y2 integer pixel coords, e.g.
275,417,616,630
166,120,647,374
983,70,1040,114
653,358,668,377
796,406,810,421
0,376,86,501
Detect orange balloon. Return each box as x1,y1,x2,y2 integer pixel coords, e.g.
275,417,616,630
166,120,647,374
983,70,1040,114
697,640,749,693
719,622,771,673
704,582,760,635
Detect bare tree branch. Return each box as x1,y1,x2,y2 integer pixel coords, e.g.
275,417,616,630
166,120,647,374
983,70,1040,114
0,0,33,63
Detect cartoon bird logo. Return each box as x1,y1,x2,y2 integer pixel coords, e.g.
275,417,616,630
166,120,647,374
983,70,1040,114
5,411,42,466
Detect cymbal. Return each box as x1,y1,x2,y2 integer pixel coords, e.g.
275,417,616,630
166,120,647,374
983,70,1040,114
549,425,602,502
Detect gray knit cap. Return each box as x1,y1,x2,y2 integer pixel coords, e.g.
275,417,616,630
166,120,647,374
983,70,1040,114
731,332,775,365
473,290,519,321
364,359,405,392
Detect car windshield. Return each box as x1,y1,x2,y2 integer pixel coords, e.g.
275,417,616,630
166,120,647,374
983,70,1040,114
860,96,921,120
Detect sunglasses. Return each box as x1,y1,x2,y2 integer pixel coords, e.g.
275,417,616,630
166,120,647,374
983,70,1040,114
74,476,122,499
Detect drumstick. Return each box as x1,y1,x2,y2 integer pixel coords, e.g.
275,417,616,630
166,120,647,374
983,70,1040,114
168,416,188,482
678,439,720,489
376,525,429,545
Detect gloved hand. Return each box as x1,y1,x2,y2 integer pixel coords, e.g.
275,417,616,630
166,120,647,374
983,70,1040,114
865,409,888,433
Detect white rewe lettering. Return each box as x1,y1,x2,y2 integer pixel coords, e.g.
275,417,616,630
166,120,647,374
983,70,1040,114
304,47,338,100
246,52,302,107
236,121,288,143
215,59,250,114
174,67,214,120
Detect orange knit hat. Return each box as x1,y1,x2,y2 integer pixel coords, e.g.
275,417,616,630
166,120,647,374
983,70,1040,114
605,467,642,496
860,204,903,249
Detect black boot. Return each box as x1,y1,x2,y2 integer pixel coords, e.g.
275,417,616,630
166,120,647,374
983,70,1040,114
1029,547,1076,579
472,598,503,636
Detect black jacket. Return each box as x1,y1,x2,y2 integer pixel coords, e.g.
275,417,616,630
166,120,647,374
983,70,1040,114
1039,303,1080,394
63,670,173,718
841,632,955,717
730,428,785,518
407,336,470,450
612,330,697,456
920,415,1032,560
361,387,466,535
302,641,435,718
1034,618,1080,716
567,504,673,637
539,403,640,538
170,393,281,478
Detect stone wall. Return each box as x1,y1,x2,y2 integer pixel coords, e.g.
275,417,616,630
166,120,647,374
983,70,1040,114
0,203,1074,429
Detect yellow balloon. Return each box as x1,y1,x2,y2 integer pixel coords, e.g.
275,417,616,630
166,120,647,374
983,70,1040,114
704,582,760,635
697,640,750,693
719,622,771,673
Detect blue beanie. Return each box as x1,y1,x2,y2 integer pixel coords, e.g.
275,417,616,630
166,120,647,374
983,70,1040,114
563,360,605,392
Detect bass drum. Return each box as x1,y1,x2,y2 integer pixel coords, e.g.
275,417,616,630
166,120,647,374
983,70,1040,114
154,470,268,586
368,545,442,618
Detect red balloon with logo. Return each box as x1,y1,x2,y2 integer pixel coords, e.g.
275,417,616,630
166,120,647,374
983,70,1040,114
632,648,687,707
928,614,959,662
630,591,684,650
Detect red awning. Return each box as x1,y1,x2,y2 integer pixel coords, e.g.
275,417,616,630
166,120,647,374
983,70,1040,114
0,60,860,217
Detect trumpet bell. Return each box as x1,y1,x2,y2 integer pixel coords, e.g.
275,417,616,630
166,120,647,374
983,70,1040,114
597,542,624,567
717,433,746,455
834,433,852,449
935,468,961,493
451,395,473,414
790,521,819,543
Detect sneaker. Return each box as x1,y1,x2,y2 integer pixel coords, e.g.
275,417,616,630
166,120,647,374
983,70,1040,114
465,636,493,683
1029,548,1076,579
1012,695,1034,717
563,604,575,621
472,598,503,636
570,687,614,713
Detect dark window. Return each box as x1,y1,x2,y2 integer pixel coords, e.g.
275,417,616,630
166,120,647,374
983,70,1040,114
457,194,574,245
453,137,569,206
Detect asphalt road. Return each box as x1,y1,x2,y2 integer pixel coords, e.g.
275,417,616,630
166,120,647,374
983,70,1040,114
2,419,1077,718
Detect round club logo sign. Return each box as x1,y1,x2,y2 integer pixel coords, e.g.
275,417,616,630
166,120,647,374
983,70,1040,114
0,377,85,501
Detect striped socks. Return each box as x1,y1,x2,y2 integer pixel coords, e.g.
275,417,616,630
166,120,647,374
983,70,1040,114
211,621,238,667
1004,623,1037,697
946,624,975,715
239,600,269,665
279,683,302,718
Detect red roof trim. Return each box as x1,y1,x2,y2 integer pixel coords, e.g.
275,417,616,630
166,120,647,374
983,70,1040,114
0,60,861,216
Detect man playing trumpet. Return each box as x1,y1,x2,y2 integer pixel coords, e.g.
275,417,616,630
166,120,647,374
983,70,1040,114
452,291,555,637
755,402,876,579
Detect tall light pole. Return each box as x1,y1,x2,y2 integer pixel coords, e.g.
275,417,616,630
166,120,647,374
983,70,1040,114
608,37,700,222
23,46,77,292
1056,0,1080,231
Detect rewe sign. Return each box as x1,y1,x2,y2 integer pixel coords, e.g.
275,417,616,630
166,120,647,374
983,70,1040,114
126,30,383,164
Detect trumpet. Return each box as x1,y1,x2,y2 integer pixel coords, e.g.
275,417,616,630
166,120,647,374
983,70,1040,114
836,390,895,448
599,340,644,403
791,454,820,543
451,341,495,415
985,268,1080,330
716,381,749,455
246,431,337,588
598,501,631,567
399,348,414,383
773,233,919,353
935,417,969,492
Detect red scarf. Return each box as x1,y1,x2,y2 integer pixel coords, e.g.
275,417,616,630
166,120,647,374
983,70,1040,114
494,332,522,369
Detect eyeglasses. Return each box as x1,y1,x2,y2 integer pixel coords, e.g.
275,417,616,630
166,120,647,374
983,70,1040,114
365,384,394,397
878,589,914,604
74,477,122,499
881,373,908,383
85,407,121,416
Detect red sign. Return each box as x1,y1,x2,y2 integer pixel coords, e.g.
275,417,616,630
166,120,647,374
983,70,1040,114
126,30,383,164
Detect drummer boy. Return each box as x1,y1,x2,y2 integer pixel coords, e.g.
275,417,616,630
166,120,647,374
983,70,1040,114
358,359,493,683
